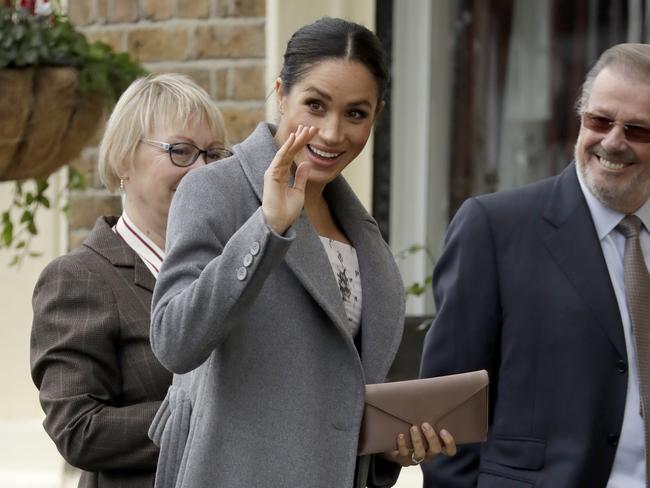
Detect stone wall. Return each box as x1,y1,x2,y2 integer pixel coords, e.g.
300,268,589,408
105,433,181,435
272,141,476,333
66,0,266,248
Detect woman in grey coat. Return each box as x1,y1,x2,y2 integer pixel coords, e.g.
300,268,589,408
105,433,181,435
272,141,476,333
149,17,456,488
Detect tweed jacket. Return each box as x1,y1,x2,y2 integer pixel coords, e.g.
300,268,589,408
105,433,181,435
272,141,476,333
149,123,406,488
31,216,172,488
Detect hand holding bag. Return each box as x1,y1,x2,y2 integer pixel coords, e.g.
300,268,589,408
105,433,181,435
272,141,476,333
358,370,489,455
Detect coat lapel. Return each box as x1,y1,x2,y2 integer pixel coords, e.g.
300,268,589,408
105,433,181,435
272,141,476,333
325,180,405,382
541,164,625,357
235,123,404,370
235,123,349,333
83,216,155,293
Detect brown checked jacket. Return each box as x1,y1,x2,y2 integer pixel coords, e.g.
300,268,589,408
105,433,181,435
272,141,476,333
31,216,172,488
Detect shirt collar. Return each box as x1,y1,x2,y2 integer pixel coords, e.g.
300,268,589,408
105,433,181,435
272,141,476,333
576,165,650,238
113,212,165,277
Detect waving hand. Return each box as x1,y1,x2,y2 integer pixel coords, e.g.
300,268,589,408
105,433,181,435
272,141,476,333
262,125,318,234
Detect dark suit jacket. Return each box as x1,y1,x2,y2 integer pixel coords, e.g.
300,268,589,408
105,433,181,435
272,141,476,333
31,216,172,488
420,164,628,487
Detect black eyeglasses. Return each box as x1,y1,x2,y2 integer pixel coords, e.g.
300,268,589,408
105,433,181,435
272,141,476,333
582,112,650,143
141,139,233,167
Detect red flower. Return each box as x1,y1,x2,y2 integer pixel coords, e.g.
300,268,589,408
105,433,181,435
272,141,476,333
18,0,36,14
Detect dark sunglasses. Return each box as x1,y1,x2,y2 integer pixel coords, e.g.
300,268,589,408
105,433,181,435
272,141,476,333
582,112,650,143
141,139,233,167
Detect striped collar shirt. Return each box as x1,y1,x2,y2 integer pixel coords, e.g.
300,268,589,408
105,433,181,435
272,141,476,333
113,212,165,278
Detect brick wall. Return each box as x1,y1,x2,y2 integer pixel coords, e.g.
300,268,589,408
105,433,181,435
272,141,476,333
66,0,266,248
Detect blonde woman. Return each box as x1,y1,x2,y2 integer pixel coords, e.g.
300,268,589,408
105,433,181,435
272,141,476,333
31,73,231,488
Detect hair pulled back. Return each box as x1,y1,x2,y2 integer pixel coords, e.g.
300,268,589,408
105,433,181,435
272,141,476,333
279,17,389,102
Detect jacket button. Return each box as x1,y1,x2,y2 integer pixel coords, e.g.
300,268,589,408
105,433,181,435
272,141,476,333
607,433,619,446
236,266,247,281
250,241,260,256
616,360,627,374
243,253,253,267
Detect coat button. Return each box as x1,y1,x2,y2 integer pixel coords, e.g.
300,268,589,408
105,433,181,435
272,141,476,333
243,253,253,267
616,360,627,374
251,241,260,256
236,266,247,281
607,433,619,446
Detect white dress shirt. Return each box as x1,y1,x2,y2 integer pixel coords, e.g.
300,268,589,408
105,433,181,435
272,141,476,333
113,212,165,279
577,167,650,487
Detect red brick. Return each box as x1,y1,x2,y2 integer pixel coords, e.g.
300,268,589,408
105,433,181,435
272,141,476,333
107,0,139,23
68,193,121,230
128,26,190,62
220,105,265,142
195,22,265,59
68,0,93,26
95,0,108,23
229,64,265,100
84,29,125,53
232,0,265,17
177,0,210,18
212,68,227,100
142,0,173,20
148,65,212,96
212,0,229,17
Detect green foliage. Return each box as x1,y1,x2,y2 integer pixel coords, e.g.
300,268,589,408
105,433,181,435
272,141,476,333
0,4,145,265
0,6,146,103
394,244,436,298
1,167,86,266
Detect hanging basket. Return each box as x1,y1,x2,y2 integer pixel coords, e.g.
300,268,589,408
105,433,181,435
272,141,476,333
0,66,105,181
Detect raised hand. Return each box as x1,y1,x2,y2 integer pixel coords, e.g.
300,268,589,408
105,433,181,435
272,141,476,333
262,125,318,234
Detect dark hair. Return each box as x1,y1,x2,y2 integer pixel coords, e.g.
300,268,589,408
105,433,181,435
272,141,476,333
279,17,389,102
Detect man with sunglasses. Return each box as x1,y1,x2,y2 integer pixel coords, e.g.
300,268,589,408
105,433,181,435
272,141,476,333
420,43,650,487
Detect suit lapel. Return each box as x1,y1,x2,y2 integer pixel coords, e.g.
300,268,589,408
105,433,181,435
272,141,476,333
83,216,155,293
541,165,625,357
133,259,155,292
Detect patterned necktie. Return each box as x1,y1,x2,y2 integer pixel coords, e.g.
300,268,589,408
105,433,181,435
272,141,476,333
617,214,650,483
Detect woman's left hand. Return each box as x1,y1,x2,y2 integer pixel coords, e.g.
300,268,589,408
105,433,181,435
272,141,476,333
380,423,456,467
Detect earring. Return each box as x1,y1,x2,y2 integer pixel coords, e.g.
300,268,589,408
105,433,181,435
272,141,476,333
119,177,125,193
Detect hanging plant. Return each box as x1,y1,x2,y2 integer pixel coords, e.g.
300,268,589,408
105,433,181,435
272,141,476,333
0,0,146,265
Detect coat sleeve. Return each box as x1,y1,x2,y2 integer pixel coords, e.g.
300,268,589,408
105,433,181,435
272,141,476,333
419,197,502,487
150,167,295,374
30,257,161,472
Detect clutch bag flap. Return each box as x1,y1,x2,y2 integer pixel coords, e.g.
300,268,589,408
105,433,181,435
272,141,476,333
358,370,488,455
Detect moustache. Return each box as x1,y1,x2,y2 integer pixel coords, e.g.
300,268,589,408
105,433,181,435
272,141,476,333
592,145,635,162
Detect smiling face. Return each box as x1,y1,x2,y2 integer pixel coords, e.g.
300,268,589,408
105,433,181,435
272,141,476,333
274,59,382,190
123,116,220,245
575,67,650,213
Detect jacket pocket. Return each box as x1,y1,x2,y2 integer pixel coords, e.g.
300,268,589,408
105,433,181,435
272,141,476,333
483,436,546,470
478,470,535,487
149,385,193,488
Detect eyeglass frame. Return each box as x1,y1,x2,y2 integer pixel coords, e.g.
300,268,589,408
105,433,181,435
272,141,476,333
581,112,650,144
140,139,234,167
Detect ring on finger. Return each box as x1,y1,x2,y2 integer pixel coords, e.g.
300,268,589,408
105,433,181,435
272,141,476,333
411,452,425,465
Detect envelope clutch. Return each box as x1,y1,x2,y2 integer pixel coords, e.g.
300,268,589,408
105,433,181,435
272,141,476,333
358,370,489,456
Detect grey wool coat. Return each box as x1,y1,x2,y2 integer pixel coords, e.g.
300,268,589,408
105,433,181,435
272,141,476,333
149,123,406,488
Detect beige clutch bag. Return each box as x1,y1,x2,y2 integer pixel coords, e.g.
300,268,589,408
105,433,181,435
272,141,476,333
358,370,489,456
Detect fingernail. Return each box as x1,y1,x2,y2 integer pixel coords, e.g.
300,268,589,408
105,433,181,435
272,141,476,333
422,423,431,431
399,433,405,440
